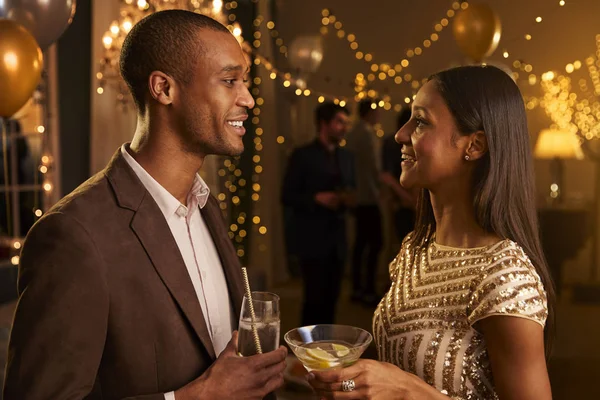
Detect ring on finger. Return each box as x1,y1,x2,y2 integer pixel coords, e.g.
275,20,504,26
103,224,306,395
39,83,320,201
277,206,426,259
341,379,356,392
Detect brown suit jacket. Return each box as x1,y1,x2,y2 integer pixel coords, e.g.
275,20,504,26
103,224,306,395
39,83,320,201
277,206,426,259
3,149,246,399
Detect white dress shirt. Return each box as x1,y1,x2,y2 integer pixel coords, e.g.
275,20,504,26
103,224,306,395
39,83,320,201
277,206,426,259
121,145,233,400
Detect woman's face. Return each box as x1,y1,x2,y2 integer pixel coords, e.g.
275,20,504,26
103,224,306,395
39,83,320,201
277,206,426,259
395,80,471,191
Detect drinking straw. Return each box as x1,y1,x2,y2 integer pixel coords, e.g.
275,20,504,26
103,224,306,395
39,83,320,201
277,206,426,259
241,267,262,354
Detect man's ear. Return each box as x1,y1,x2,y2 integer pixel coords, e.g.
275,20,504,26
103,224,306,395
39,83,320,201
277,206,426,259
148,71,175,106
465,130,488,161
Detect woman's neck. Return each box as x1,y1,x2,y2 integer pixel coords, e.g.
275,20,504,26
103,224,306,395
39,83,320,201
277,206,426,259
430,186,499,249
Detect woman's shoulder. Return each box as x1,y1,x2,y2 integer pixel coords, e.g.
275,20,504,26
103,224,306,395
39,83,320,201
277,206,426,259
468,238,548,327
485,239,539,272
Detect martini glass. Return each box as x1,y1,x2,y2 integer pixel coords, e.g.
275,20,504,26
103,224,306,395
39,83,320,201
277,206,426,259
284,324,372,371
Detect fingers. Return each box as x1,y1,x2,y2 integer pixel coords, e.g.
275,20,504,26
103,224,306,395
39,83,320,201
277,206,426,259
308,377,342,393
257,353,287,383
311,364,359,383
250,345,288,368
220,331,239,357
307,372,360,393
262,371,285,395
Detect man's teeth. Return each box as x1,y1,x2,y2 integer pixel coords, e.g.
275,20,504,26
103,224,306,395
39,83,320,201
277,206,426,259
228,121,243,127
402,155,416,162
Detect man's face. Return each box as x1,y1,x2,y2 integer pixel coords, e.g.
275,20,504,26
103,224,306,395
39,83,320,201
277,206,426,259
173,29,255,157
325,112,350,144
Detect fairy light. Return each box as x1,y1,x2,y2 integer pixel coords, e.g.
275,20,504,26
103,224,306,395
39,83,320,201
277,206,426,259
324,3,457,98
247,48,349,105
501,1,570,90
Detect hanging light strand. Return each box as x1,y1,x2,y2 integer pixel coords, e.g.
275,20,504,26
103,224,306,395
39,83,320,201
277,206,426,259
321,1,459,95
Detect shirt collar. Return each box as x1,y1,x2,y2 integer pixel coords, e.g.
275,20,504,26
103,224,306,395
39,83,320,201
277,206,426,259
120,144,211,220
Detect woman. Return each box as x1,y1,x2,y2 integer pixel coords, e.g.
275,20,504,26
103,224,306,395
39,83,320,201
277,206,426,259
308,65,555,399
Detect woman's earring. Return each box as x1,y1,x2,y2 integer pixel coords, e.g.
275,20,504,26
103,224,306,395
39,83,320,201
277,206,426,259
465,155,470,161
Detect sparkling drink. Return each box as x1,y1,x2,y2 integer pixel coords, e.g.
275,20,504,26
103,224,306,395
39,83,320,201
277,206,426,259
237,291,280,356
284,325,373,372
238,318,280,356
295,340,354,371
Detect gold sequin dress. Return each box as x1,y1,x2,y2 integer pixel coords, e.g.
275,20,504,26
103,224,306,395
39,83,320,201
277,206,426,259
373,235,548,400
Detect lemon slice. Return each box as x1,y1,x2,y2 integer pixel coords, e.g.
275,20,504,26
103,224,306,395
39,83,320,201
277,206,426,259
332,343,350,357
305,347,337,362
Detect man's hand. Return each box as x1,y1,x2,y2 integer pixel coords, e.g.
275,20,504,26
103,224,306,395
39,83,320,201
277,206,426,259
380,172,399,187
174,331,287,399
338,190,357,209
315,192,341,210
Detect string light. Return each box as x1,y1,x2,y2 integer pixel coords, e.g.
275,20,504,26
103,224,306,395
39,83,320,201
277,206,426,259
323,2,458,100
246,46,350,105
323,3,456,73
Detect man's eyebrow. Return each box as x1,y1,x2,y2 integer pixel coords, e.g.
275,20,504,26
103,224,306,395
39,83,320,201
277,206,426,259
220,64,248,73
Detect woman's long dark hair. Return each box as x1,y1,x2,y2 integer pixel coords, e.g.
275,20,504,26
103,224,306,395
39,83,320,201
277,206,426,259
409,65,555,357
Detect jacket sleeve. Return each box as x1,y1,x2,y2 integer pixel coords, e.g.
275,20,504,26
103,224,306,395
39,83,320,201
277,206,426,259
3,211,189,400
3,211,110,399
281,150,317,211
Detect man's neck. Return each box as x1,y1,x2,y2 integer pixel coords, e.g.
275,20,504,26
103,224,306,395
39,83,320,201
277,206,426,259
360,118,374,129
317,132,336,153
130,122,204,205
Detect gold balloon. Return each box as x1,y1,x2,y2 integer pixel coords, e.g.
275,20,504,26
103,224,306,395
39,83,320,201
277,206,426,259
452,3,502,63
0,20,43,118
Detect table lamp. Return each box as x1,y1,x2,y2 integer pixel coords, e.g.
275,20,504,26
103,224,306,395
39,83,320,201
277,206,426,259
534,128,584,203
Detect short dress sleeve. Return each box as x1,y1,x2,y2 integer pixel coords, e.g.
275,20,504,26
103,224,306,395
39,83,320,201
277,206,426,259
467,244,548,328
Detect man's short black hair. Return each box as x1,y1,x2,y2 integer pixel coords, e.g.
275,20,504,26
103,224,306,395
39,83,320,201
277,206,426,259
315,101,350,129
358,98,378,118
120,9,230,112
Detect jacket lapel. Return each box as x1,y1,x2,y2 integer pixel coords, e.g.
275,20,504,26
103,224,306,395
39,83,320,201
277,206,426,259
105,149,216,360
131,195,217,360
201,197,244,321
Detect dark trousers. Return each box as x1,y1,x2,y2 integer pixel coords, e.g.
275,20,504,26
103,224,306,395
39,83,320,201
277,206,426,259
352,205,383,295
300,251,344,326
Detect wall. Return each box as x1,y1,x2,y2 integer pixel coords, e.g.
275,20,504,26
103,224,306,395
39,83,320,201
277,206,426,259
90,0,136,174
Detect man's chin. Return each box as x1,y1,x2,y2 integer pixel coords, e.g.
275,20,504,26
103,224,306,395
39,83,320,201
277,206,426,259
221,141,244,157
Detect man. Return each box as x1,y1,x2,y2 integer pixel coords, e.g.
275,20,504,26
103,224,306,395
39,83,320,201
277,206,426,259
4,10,286,400
282,102,355,327
345,98,383,306
381,106,417,242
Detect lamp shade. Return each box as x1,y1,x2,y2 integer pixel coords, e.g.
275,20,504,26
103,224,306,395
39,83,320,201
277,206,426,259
534,129,584,160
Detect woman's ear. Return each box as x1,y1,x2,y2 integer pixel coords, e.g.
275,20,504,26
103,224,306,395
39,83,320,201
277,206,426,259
465,131,488,161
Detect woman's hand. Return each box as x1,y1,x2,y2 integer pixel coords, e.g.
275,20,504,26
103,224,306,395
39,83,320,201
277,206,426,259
307,359,428,400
